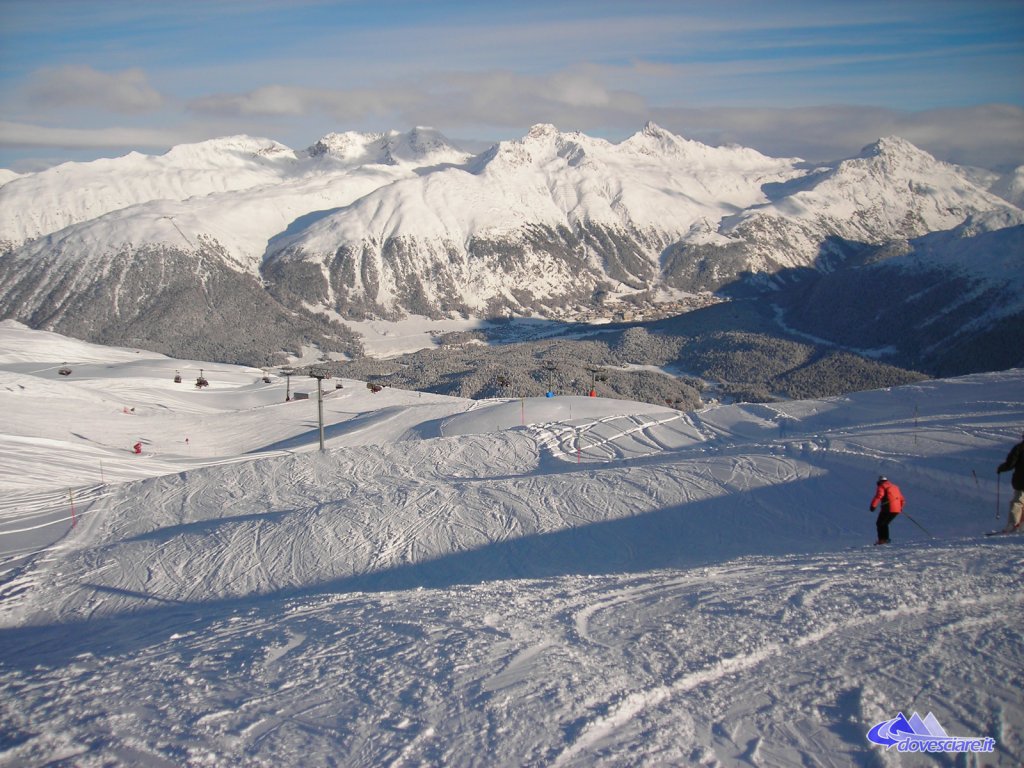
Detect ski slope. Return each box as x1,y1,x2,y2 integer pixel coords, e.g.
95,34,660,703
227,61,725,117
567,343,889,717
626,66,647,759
0,320,1022,766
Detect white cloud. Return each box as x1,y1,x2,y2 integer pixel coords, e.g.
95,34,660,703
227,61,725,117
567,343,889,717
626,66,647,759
187,68,647,135
649,104,1024,169
24,66,164,113
190,85,316,117
189,84,429,123
4,77,1022,173
0,121,183,150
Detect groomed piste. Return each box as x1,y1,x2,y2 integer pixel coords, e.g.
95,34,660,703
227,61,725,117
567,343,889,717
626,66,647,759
0,319,1021,766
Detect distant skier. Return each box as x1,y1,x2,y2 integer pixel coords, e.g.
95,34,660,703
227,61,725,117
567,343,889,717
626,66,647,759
870,476,905,544
133,441,143,455
996,431,1024,533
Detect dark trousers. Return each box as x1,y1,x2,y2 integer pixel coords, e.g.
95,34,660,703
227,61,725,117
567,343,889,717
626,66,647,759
876,511,898,542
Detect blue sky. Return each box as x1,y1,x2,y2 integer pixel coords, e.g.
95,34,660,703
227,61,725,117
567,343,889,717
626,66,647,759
1,0,1022,171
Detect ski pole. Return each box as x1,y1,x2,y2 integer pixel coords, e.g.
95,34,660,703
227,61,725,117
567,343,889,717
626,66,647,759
996,473,1001,520
974,469,997,520
902,511,933,538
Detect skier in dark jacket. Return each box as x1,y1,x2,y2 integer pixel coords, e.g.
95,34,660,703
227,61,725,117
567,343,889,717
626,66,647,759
996,432,1024,533
870,476,905,544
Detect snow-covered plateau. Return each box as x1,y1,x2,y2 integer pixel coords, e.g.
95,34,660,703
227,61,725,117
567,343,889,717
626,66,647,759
0,320,1021,766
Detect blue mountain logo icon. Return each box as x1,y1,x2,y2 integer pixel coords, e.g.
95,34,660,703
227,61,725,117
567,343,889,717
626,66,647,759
868,711,945,746
867,711,995,754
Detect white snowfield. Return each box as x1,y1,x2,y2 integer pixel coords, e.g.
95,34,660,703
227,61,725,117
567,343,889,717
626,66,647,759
0,320,1022,767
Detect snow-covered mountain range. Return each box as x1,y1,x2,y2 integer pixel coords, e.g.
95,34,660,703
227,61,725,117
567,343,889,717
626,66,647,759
0,124,1020,368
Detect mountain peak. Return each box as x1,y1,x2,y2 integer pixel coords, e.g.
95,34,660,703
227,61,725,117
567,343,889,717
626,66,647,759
477,125,577,172
164,135,293,160
307,128,468,167
730,133,1017,252
857,136,935,164
383,127,468,165
525,123,561,141
831,135,964,186
641,121,672,139
624,123,740,164
306,131,387,161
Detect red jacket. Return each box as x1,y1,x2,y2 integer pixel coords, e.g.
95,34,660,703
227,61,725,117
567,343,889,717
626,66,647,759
871,480,904,513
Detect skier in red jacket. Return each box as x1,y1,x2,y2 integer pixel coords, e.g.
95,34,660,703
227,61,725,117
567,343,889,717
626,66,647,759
870,476,905,544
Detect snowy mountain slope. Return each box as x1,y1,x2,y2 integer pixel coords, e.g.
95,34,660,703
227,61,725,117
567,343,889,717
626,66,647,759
0,128,471,252
272,129,1019,320
1,125,1021,372
0,129,481,361
0,136,297,249
0,326,1021,766
264,123,804,318
0,233,364,367
0,320,472,491
989,164,1024,207
0,156,424,365
778,216,1024,375
306,126,470,167
740,136,1018,241
0,162,417,273
664,137,1023,287
0,170,20,189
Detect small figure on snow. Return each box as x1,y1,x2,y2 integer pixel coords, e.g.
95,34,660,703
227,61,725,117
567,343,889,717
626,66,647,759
133,441,143,455
996,431,1024,533
870,475,905,544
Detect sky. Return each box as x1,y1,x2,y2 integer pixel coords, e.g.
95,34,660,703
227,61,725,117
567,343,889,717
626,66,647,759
1,0,1022,172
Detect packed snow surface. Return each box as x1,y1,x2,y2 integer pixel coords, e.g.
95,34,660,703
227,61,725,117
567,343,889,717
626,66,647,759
0,320,1022,766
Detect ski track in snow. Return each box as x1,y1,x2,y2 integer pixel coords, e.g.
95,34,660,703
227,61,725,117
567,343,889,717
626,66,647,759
0,326,1022,766
2,547,1021,767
